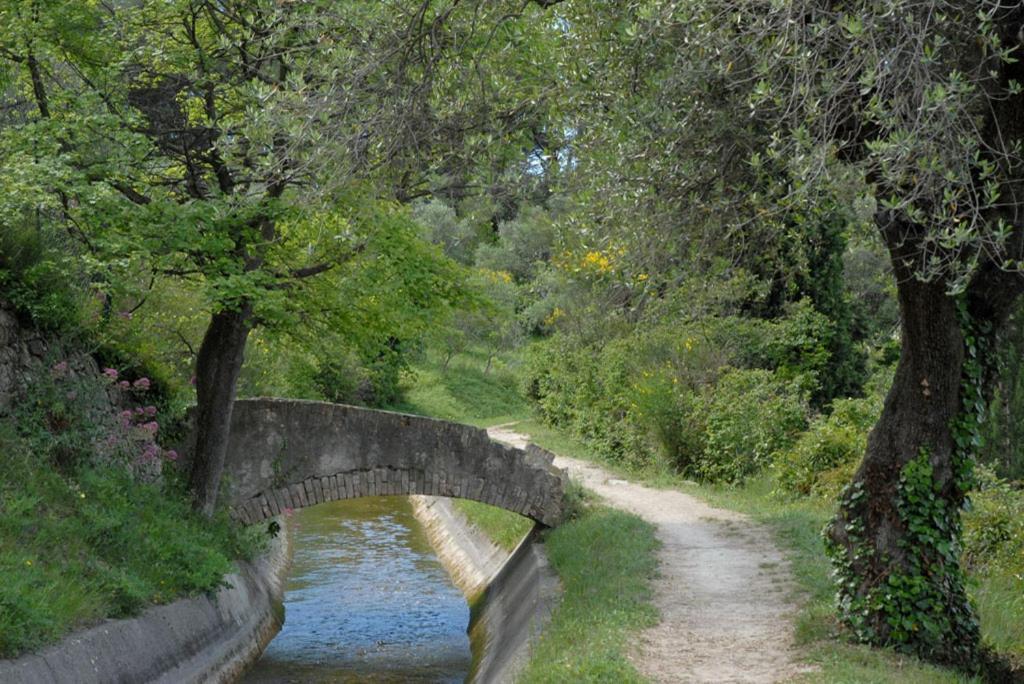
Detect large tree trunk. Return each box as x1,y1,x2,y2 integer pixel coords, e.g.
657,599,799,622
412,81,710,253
188,304,253,516
826,214,980,666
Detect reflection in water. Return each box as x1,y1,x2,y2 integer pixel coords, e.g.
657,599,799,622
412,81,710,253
241,496,471,683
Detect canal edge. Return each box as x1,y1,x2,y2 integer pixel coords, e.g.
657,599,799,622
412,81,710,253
410,495,562,684
0,518,291,684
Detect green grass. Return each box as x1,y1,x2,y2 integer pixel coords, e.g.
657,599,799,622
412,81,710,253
973,571,1024,659
0,422,264,658
390,347,529,427
454,500,534,551
518,505,660,683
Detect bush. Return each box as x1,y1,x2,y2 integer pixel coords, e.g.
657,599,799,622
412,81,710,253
523,307,831,479
962,466,1024,576
693,368,809,482
0,366,263,657
773,394,882,497
0,223,89,334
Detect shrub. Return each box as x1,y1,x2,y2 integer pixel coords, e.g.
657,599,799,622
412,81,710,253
773,394,882,497
693,368,809,482
0,222,89,334
962,466,1024,576
0,371,262,657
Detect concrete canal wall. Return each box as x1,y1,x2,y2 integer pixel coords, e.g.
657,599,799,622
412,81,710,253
0,522,290,684
411,496,561,684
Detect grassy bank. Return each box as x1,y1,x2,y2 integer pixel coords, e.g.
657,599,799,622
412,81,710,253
0,367,264,659
391,346,529,427
518,505,659,682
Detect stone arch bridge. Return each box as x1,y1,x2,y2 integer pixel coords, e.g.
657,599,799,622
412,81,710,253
219,398,567,527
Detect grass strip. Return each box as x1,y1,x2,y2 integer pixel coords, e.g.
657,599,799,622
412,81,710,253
518,505,659,683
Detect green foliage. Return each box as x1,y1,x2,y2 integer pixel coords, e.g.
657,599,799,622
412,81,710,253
412,199,484,265
962,466,1024,577
774,394,884,497
524,305,826,480
474,206,556,283
981,306,1024,480
0,223,89,334
696,368,808,483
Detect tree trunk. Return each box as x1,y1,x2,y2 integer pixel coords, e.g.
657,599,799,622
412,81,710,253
826,213,980,666
188,304,253,517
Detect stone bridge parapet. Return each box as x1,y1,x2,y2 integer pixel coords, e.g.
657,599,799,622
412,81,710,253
220,399,567,527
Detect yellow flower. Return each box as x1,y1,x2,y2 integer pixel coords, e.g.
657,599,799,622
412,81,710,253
582,250,612,273
79,492,86,499
25,560,32,566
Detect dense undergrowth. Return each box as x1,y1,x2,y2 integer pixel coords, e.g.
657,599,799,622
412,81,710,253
0,359,263,658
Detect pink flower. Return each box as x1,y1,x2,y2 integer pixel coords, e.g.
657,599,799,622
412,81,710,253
102,368,119,381
51,361,69,377
140,443,160,462
118,380,131,391
132,378,151,391
141,421,159,434
164,449,178,461
143,405,157,417
134,407,145,415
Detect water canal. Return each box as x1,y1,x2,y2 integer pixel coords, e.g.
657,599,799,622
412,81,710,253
240,496,472,683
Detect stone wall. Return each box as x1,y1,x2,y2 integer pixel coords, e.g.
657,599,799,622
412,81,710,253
409,495,511,599
0,301,51,413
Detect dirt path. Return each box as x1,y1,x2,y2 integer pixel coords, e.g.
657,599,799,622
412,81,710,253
487,425,807,684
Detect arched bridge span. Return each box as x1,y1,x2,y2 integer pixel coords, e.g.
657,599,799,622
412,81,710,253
220,399,567,527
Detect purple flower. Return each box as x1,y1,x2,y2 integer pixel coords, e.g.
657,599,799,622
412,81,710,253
118,380,131,391
143,405,158,417
141,421,159,434
102,368,119,381
132,377,151,391
134,407,145,415
164,449,178,461
140,443,160,463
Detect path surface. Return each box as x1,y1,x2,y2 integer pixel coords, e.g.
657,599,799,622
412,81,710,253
487,425,806,684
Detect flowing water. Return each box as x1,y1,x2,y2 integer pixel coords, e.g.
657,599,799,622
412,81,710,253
240,496,472,683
